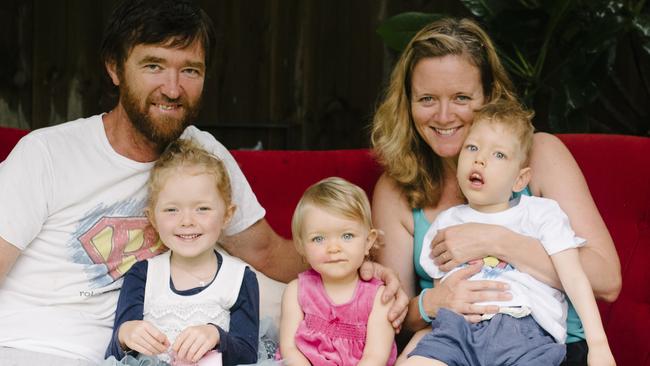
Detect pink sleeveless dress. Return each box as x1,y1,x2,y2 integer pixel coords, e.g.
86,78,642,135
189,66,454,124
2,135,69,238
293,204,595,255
294,269,397,366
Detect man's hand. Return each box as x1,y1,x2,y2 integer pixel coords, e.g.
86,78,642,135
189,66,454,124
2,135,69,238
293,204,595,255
172,324,220,363
118,320,169,356
359,261,408,332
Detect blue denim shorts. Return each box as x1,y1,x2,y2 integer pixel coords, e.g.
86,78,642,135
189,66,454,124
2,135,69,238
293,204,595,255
409,308,566,366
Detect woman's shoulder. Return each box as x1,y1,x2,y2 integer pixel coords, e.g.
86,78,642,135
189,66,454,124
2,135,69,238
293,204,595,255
529,132,581,194
531,132,570,155
372,173,415,231
373,173,411,211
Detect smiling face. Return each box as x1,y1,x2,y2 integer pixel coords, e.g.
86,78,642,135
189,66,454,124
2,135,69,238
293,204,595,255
410,55,485,159
456,120,531,213
108,40,206,147
150,165,234,262
298,205,376,284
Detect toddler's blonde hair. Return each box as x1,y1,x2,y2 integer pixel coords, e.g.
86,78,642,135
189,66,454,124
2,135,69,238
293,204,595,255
291,177,376,258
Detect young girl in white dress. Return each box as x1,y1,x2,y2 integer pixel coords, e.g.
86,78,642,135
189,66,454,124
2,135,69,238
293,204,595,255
104,139,259,366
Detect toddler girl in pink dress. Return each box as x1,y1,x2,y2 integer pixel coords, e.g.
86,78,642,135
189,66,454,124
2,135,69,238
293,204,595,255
278,177,397,366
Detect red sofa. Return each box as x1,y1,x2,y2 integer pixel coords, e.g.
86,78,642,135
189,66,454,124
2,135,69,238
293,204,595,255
2,127,649,364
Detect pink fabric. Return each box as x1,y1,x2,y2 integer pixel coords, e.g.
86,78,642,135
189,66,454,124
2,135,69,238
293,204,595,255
294,269,397,366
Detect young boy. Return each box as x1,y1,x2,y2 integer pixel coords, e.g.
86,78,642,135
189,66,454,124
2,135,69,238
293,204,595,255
406,100,615,366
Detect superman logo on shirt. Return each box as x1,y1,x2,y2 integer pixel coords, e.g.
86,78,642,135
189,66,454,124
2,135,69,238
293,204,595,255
79,216,166,280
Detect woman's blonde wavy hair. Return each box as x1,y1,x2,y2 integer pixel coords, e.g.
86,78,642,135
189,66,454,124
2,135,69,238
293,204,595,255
371,17,517,209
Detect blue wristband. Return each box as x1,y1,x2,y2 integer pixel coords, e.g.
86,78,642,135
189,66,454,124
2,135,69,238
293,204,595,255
418,288,433,323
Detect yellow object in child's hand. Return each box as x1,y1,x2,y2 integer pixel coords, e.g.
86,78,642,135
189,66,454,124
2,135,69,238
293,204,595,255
483,256,500,267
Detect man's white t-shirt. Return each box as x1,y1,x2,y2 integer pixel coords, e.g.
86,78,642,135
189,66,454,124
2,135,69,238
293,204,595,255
419,195,585,344
0,115,265,363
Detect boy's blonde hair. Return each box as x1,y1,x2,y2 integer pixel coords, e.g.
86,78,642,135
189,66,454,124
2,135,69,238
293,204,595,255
291,177,375,256
471,100,535,166
146,138,232,216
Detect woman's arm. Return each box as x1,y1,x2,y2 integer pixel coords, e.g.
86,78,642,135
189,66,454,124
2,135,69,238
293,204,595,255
358,286,395,365
530,133,621,301
431,222,561,287
278,280,310,366
372,174,422,332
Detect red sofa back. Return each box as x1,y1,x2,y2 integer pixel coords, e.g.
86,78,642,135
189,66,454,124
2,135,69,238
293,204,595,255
2,127,649,364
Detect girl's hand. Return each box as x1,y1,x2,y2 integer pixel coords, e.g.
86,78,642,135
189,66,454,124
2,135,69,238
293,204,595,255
172,324,220,363
430,223,502,272
118,320,169,356
424,263,511,323
359,260,409,332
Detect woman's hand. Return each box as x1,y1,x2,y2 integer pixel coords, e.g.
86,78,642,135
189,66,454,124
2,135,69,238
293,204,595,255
360,260,409,332
118,320,170,356
429,223,503,272
423,263,512,323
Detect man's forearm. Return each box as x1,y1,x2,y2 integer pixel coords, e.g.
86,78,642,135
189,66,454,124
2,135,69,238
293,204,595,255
220,219,308,283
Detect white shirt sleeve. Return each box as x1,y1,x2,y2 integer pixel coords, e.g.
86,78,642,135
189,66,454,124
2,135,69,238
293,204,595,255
182,127,266,236
535,200,585,255
0,133,53,249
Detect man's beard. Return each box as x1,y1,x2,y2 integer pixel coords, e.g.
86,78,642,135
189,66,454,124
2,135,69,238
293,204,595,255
119,80,202,150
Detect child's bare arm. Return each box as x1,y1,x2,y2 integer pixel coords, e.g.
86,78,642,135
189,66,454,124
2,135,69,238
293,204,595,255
279,279,310,366
358,285,395,365
551,248,615,366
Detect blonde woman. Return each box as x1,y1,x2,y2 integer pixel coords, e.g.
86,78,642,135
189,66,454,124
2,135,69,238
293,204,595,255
371,17,620,365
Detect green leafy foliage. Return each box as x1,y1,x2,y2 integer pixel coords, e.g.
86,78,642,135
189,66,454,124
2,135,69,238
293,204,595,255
377,0,650,134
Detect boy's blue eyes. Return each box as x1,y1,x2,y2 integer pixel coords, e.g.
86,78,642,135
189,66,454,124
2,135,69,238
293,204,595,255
465,145,507,159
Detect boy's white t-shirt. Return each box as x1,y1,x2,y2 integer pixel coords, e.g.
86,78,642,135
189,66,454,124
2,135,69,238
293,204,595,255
419,195,585,344
0,115,264,363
